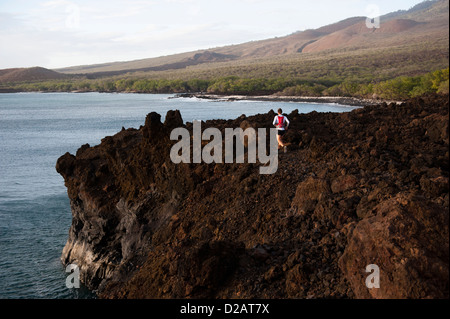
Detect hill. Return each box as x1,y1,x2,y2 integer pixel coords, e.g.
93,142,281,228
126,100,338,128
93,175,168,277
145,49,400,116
0,67,67,83
53,0,448,80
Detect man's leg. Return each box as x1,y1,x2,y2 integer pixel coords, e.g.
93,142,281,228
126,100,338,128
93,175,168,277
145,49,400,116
278,131,287,153
277,134,284,148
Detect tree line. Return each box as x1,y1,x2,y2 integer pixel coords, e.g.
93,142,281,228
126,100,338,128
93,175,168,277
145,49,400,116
2,68,448,100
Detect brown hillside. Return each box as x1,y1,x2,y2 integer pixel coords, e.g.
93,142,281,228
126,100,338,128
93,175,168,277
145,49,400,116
301,19,424,53
378,18,422,32
315,16,367,34
80,51,238,78
0,67,67,83
53,0,448,77
220,17,370,58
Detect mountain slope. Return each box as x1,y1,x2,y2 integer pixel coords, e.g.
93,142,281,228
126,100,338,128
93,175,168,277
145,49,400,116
301,19,424,53
54,0,448,78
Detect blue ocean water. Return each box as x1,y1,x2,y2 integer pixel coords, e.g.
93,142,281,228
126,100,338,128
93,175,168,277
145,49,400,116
0,92,358,299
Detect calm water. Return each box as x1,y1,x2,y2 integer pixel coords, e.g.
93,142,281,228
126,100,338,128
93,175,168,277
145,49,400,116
0,92,358,299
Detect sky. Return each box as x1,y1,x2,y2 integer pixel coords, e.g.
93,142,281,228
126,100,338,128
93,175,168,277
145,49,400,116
0,0,424,69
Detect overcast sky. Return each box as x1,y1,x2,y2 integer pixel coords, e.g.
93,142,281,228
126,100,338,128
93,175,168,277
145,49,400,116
0,0,423,69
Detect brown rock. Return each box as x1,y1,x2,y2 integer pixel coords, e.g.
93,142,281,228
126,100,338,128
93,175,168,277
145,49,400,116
285,264,307,297
339,192,449,299
331,174,359,193
291,177,330,215
163,109,184,130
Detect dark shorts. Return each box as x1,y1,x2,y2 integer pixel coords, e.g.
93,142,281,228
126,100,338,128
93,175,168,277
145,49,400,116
277,130,286,136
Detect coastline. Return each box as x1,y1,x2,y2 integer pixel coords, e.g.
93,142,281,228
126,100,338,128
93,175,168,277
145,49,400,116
172,93,402,107
0,89,402,107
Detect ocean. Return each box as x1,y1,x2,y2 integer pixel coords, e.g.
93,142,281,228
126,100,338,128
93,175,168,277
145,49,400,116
0,92,358,299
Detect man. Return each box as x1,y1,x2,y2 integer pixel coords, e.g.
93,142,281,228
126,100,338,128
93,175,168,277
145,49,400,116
273,108,290,153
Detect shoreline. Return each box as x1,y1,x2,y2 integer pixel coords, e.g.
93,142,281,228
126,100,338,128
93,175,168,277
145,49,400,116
0,89,402,107
172,93,402,107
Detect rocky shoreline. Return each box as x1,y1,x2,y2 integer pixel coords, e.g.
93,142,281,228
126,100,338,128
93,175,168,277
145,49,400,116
173,93,400,107
0,89,396,107
56,93,448,299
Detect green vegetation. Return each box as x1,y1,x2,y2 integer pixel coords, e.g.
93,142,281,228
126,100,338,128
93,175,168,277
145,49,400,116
2,67,448,101
298,67,449,99
369,67,449,99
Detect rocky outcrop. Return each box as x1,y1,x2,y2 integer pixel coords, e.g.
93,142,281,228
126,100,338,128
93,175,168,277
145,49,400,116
56,94,449,299
339,192,448,298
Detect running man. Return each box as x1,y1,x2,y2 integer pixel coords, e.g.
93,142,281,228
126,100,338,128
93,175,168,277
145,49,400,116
273,108,290,153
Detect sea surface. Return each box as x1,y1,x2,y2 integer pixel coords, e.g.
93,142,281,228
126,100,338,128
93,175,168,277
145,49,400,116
0,92,358,299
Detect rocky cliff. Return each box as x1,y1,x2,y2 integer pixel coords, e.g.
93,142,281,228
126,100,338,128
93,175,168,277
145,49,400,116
56,94,449,299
